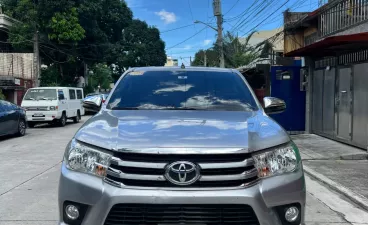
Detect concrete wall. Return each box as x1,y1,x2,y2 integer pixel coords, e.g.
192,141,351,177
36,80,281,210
284,32,304,54
0,53,34,79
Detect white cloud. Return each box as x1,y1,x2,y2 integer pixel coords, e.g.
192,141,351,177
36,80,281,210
155,9,177,24
203,39,212,46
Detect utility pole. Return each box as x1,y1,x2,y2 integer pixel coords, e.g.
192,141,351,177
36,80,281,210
33,31,40,87
213,0,224,68
204,50,207,67
190,56,192,66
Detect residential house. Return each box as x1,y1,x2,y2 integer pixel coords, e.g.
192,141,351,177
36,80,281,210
284,0,368,149
0,13,34,105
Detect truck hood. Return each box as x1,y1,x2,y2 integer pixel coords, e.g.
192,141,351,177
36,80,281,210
75,110,290,153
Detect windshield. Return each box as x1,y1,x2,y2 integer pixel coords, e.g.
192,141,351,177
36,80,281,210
107,70,258,111
24,89,57,100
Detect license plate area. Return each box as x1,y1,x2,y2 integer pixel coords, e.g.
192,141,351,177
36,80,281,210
33,113,45,117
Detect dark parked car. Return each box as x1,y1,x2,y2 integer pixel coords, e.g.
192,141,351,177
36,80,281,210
83,93,109,113
0,100,27,137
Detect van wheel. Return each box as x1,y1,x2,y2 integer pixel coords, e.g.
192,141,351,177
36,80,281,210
73,111,80,123
59,113,67,127
28,122,36,128
17,120,27,136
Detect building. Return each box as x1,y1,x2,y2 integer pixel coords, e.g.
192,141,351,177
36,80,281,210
0,13,34,105
283,0,368,149
164,56,178,67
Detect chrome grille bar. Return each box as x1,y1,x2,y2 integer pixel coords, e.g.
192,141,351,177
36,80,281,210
106,152,259,188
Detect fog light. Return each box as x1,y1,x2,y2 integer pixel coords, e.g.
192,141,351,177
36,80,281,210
285,206,299,222
65,205,79,220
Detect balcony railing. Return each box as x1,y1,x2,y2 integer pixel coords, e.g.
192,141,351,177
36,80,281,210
320,0,368,37
304,32,319,46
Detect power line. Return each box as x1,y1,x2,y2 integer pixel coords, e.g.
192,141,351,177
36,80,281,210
160,24,195,33
224,0,240,15
166,26,207,50
241,0,290,37
187,0,197,32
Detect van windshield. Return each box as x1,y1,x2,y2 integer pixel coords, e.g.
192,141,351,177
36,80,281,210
24,89,57,100
107,70,258,111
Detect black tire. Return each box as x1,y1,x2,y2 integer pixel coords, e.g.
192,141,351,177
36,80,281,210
73,111,80,123
28,122,36,128
59,112,67,127
17,120,26,136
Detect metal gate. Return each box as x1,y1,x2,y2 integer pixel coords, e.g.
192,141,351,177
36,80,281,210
336,67,352,140
270,66,306,132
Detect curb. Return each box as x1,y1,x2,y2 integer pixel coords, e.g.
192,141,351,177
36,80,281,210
303,165,368,212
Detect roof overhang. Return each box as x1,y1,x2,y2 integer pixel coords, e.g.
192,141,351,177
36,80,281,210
285,32,368,57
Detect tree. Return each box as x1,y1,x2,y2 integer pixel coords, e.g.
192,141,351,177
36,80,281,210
89,63,112,90
108,19,166,77
191,49,219,67
2,0,166,85
193,31,273,68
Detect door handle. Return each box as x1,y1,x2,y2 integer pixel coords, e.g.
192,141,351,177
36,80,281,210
341,91,347,93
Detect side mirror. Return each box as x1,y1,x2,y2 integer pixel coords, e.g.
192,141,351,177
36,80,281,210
263,97,286,114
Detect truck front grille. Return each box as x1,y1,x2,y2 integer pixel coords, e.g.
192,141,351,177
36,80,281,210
104,152,259,189
104,204,260,225
25,106,48,111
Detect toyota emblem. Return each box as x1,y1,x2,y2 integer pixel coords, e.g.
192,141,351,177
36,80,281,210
165,161,200,186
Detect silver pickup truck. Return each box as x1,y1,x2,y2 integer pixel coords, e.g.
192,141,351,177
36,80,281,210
59,67,305,225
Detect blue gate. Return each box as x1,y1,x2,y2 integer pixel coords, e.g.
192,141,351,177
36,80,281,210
269,65,306,132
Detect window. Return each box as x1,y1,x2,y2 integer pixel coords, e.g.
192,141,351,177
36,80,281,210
69,89,76,100
108,70,258,111
76,90,83,99
24,89,57,100
58,90,65,100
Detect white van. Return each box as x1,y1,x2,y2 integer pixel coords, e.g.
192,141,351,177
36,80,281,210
21,87,85,127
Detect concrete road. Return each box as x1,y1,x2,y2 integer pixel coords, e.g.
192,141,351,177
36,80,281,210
0,119,367,225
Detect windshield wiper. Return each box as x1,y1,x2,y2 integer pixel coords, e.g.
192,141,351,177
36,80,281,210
111,107,140,110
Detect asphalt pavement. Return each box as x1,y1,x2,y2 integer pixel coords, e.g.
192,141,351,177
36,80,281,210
0,119,367,225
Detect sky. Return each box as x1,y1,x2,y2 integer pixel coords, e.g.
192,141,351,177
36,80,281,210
125,0,321,66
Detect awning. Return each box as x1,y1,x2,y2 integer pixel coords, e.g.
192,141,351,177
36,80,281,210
285,32,368,57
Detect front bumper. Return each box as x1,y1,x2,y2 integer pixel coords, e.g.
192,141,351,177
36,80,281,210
58,162,306,225
26,111,62,122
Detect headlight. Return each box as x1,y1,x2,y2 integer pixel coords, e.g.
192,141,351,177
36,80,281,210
252,142,301,178
64,139,112,177
49,106,58,110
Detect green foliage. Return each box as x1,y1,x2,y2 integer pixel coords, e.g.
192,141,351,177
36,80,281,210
191,49,219,67
2,0,166,86
0,89,5,100
193,31,273,68
40,65,60,87
83,84,95,95
48,8,85,43
90,63,112,90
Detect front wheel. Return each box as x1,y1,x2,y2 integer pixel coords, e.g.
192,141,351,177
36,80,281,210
17,120,26,136
59,113,66,127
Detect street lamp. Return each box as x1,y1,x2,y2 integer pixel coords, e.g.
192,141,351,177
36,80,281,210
194,20,218,32
194,20,224,68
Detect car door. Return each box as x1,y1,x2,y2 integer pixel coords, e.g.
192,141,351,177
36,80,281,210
68,89,77,117
0,101,7,135
0,101,19,135
58,89,68,115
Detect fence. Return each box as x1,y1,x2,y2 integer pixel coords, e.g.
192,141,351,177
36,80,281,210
320,0,368,37
0,53,34,80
